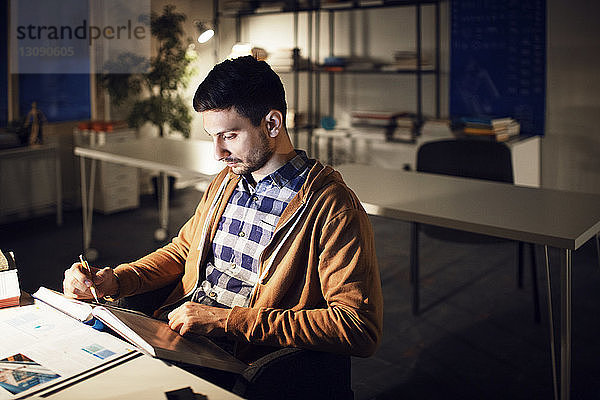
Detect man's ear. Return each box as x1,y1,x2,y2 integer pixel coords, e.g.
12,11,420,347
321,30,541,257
265,110,284,137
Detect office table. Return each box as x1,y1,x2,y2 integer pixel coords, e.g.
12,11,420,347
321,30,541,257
1,296,242,400
336,164,600,400
74,137,222,260
35,352,243,400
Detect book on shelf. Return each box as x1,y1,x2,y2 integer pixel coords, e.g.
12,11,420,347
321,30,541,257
494,121,521,141
380,51,433,71
389,125,416,142
359,0,384,6
0,250,20,308
32,287,247,374
351,111,415,130
220,0,255,15
460,116,520,141
253,1,285,13
459,116,515,128
421,118,452,138
268,48,309,71
380,62,434,72
320,1,354,9
351,110,409,122
350,125,417,143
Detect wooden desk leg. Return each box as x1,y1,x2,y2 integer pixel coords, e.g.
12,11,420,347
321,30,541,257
560,249,572,400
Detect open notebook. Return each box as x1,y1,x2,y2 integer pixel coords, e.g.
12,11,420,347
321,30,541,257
32,287,247,374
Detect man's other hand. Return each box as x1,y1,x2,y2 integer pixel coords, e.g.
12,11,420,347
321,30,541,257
63,263,118,300
167,302,229,337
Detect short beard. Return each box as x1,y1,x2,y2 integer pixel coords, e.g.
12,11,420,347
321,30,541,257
231,130,274,176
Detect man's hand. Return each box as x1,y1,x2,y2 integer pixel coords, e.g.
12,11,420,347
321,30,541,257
167,302,230,337
63,263,118,300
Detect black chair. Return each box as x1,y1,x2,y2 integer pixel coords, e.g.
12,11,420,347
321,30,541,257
232,347,353,400
112,287,354,399
411,138,540,322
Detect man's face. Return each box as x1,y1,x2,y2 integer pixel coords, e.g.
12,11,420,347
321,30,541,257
203,108,274,176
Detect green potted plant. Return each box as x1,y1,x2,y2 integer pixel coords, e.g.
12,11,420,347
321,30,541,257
102,5,197,203
102,4,196,138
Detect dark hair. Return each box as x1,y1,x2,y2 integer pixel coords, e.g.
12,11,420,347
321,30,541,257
193,55,287,127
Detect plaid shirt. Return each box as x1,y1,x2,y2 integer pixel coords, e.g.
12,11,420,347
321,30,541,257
191,150,313,308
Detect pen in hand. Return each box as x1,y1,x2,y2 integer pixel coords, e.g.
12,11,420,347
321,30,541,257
79,254,100,302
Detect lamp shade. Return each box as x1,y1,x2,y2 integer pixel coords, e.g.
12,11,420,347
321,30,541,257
194,21,214,44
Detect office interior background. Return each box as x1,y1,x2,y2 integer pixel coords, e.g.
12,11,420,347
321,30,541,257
1,0,600,399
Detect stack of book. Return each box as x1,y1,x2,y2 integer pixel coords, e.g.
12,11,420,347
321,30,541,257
268,48,308,71
351,110,417,142
380,51,433,72
421,118,453,139
253,1,286,13
460,117,521,141
0,250,20,308
220,0,255,16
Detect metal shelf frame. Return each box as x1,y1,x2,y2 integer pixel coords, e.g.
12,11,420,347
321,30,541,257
216,0,442,153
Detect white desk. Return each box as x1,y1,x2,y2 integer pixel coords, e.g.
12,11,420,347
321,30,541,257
36,352,242,400
74,138,222,260
1,297,242,400
336,164,600,400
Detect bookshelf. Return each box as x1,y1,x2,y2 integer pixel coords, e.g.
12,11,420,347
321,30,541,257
216,0,443,155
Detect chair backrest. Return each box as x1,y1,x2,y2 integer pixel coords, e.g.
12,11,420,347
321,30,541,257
416,138,514,184
416,138,514,242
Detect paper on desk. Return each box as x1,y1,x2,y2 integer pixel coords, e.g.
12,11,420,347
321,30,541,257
0,302,135,399
0,352,60,397
0,270,20,301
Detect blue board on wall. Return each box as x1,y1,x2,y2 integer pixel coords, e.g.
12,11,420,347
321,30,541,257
1,2,7,127
19,74,90,123
12,0,91,123
450,0,546,135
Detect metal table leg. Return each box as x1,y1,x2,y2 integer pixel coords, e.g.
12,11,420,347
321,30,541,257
596,233,600,267
154,171,169,241
560,249,572,400
79,156,98,261
55,149,63,226
410,222,420,315
544,246,558,400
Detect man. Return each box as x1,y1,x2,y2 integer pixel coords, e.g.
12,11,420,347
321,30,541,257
63,56,383,363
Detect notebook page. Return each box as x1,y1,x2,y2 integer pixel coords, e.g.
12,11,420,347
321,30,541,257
92,306,155,356
32,287,93,322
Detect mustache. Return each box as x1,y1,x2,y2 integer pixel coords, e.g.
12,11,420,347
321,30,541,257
220,157,242,163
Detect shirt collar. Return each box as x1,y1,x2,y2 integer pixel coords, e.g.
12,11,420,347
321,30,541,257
240,150,311,191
